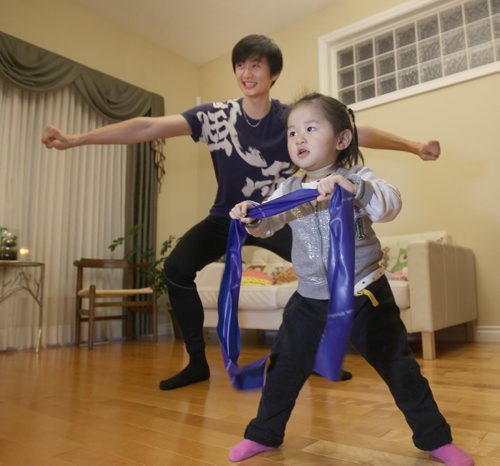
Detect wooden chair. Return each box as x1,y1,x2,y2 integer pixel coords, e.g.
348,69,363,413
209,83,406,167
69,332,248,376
74,258,158,350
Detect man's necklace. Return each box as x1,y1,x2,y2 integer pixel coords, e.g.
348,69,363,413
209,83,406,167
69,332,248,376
242,108,263,128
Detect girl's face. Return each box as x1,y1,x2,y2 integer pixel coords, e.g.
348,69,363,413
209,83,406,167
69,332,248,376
234,56,279,98
287,102,342,172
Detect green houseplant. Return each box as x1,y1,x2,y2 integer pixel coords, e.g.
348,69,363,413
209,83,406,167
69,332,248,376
108,225,177,299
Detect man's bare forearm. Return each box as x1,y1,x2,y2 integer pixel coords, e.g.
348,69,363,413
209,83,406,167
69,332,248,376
357,125,440,161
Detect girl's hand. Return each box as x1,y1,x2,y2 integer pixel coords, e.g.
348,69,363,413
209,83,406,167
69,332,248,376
230,202,257,224
317,174,355,202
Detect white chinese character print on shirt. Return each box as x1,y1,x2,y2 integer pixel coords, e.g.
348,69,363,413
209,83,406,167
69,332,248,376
197,100,290,199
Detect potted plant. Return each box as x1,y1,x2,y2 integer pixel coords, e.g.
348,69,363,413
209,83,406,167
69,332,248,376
0,227,18,260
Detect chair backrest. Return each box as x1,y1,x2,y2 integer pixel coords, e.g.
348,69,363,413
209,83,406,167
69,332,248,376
75,259,130,269
74,258,153,291
73,258,158,349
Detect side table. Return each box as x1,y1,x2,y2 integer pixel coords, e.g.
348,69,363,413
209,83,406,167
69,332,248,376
0,260,45,352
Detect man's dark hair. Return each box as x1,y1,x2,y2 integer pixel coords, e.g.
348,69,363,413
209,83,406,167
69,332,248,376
231,34,283,79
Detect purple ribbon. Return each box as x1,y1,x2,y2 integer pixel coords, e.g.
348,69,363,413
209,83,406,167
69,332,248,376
217,187,354,390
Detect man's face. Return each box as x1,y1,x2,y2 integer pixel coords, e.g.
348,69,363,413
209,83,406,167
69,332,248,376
234,55,279,97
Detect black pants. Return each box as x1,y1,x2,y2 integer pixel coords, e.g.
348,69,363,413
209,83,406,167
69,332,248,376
163,215,292,355
244,276,452,451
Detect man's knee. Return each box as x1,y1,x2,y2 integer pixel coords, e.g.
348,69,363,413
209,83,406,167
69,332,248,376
163,256,197,288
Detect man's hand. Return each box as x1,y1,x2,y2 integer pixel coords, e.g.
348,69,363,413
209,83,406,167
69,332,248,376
41,125,75,150
418,140,440,161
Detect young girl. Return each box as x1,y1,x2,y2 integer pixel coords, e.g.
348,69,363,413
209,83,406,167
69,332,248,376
229,93,473,465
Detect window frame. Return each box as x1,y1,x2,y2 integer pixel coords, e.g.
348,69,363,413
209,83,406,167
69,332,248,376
318,0,500,110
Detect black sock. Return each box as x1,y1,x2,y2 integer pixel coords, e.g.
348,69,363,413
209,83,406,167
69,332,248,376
340,369,353,381
159,352,210,390
311,368,353,381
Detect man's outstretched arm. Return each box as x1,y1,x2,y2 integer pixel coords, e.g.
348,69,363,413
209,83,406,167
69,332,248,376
357,125,440,161
42,114,191,150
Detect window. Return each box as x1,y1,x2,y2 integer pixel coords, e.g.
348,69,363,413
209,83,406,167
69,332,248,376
318,0,500,110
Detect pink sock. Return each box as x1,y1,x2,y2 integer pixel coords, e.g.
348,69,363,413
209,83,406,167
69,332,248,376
430,443,474,465
229,439,276,462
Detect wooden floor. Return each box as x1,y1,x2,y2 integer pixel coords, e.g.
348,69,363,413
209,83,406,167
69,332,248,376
1,333,500,465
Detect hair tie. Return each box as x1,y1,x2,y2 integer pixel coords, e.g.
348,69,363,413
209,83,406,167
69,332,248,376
347,107,355,124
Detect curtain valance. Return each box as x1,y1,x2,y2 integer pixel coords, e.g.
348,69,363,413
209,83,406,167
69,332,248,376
0,31,164,121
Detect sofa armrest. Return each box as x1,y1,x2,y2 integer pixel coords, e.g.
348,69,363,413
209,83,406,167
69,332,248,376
407,240,477,332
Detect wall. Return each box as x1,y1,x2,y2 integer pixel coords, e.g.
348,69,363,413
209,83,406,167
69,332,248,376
199,0,500,336
2,0,498,337
0,0,202,246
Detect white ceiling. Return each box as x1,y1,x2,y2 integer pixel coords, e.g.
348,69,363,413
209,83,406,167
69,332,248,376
75,0,338,65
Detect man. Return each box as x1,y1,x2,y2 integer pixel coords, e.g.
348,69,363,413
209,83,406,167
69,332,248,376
42,35,439,391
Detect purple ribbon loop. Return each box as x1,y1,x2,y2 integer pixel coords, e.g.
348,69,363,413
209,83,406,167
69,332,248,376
217,187,354,390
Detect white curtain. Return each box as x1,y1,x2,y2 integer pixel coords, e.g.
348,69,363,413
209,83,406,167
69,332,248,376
0,78,127,350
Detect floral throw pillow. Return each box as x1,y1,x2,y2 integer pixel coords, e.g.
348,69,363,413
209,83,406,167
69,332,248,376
241,265,274,286
241,264,297,285
271,266,297,284
381,246,408,281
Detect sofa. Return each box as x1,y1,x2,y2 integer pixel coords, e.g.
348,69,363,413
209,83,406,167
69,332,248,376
195,231,477,359
196,248,295,331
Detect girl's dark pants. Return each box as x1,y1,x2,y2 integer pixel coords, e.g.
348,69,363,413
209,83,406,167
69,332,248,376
244,275,452,452
163,215,292,355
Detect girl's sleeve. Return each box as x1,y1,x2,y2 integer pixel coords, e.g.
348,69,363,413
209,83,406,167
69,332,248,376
244,183,289,238
348,166,402,222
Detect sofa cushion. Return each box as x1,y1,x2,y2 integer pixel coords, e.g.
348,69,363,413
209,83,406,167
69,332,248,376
276,282,298,308
239,285,280,310
197,286,220,309
251,249,290,265
388,280,410,310
195,262,224,287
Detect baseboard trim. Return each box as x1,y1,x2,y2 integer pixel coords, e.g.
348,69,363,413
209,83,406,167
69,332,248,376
407,325,500,344
475,326,500,342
